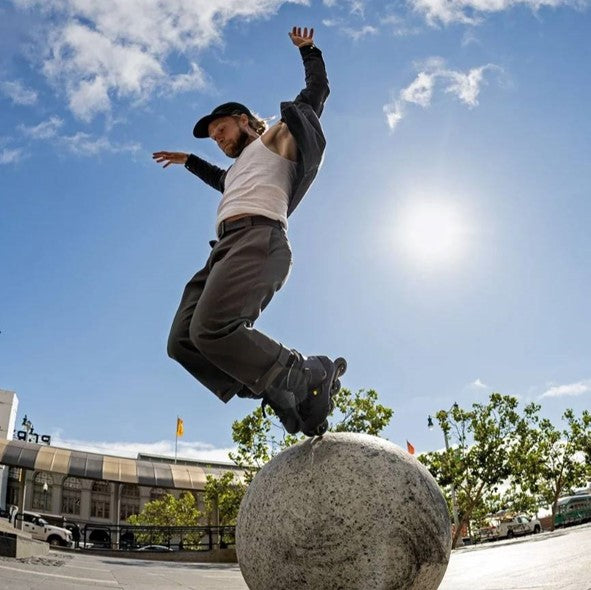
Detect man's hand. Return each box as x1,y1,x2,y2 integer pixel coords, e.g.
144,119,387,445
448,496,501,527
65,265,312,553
289,26,314,48
152,151,188,168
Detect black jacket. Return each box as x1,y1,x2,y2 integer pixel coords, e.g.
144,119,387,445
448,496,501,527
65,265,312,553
184,45,329,217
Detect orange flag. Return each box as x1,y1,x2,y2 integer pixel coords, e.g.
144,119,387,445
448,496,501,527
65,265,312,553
406,440,415,455
176,417,184,437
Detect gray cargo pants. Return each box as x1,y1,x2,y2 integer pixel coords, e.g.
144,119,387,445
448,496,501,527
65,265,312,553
167,221,293,402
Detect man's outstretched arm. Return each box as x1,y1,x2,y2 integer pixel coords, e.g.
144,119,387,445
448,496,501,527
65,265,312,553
288,26,329,117
152,151,226,193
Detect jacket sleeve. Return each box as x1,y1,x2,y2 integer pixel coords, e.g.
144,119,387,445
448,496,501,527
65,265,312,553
184,153,226,193
292,45,330,118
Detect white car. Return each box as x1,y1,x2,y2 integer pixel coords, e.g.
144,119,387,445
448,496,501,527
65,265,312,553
2,510,74,547
479,513,542,541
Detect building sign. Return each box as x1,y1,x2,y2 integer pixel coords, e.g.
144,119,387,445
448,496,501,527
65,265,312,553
15,430,51,445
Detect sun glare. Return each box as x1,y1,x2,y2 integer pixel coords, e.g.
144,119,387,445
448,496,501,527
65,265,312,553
396,200,468,267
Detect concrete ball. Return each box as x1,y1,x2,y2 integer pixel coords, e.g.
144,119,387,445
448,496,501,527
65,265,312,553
236,432,451,590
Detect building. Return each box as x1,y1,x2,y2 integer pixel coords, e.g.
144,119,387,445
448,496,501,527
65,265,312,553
0,390,19,510
0,389,242,544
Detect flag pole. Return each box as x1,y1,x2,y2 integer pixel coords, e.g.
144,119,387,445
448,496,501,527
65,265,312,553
175,415,178,464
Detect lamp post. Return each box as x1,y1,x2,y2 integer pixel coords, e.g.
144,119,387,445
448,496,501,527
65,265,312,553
428,404,462,545
17,415,35,528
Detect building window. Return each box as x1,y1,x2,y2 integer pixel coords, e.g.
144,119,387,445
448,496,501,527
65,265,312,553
8,467,21,480
150,487,167,502
62,477,82,515
31,472,53,511
120,484,140,521
6,482,20,507
91,481,111,519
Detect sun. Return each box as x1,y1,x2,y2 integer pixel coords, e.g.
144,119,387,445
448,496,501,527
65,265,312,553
395,200,468,267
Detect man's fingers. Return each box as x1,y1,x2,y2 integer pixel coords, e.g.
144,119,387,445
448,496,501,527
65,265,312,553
290,26,314,40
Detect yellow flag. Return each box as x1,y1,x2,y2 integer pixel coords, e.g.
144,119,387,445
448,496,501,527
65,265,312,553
176,417,184,437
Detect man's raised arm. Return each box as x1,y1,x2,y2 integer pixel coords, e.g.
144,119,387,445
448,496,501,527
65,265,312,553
288,26,329,117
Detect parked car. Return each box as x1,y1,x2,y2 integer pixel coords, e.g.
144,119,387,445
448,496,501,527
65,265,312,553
478,513,542,541
555,494,591,528
136,545,174,552
3,510,74,547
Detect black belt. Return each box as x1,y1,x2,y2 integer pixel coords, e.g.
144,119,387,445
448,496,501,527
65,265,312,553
217,215,284,239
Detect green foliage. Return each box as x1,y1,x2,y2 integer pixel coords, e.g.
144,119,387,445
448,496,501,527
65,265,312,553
332,388,394,435
229,387,393,481
515,408,591,529
418,394,535,547
127,492,202,546
204,472,247,526
418,395,591,544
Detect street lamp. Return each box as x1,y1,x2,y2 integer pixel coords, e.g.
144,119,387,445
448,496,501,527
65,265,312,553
428,403,461,545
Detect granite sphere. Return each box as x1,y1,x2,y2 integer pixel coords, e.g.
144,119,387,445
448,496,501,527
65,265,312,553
236,432,452,590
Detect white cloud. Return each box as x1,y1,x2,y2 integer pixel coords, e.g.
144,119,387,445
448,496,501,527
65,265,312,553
0,147,23,164
323,0,366,14
541,379,591,398
444,65,491,107
19,115,64,139
380,14,423,36
342,24,378,40
400,71,435,106
384,58,499,131
0,80,38,105
409,0,585,26
169,63,208,94
50,432,235,464
469,378,489,389
58,132,141,156
383,101,404,131
10,0,308,121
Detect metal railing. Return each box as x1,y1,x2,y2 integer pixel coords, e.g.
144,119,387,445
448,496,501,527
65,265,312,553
81,524,236,552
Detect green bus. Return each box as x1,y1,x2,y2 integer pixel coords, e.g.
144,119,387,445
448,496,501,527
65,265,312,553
554,494,591,528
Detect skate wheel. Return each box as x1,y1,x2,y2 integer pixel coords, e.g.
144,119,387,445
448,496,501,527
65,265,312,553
314,420,329,436
334,357,347,378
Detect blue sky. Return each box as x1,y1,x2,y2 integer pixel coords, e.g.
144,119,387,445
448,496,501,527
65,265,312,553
1,0,590,462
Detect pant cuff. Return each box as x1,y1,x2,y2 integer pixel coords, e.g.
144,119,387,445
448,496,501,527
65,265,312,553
250,346,294,395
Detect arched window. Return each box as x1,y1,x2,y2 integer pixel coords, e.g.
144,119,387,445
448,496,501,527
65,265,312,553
120,484,140,521
62,477,82,515
90,481,111,519
31,472,53,511
6,468,21,507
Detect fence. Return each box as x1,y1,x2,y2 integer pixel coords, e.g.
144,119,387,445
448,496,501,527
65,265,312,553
81,524,236,552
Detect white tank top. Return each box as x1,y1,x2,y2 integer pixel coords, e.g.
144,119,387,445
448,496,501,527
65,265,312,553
216,137,297,232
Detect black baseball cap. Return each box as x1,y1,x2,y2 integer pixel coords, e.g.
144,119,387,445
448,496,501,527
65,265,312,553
193,102,253,138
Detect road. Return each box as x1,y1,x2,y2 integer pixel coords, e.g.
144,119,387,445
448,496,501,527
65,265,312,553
0,524,589,589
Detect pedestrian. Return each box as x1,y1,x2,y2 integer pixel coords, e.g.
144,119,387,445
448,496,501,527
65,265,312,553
153,26,345,436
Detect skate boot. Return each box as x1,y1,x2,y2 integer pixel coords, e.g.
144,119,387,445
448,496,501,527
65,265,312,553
298,356,347,437
261,352,347,437
260,350,310,434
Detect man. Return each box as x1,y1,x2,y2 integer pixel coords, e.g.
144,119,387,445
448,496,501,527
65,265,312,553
153,27,345,437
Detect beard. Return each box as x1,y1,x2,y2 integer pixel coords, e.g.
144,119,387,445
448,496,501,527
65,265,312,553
224,129,251,158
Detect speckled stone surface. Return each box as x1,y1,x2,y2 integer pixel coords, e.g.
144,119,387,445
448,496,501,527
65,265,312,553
236,432,451,590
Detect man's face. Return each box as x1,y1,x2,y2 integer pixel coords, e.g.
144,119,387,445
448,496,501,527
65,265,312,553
208,115,250,158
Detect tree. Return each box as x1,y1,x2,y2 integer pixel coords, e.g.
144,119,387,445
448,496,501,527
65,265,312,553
127,492,202,546
518,408,591,530
204,472,247,527
229,387,393,481
418,393,534,548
